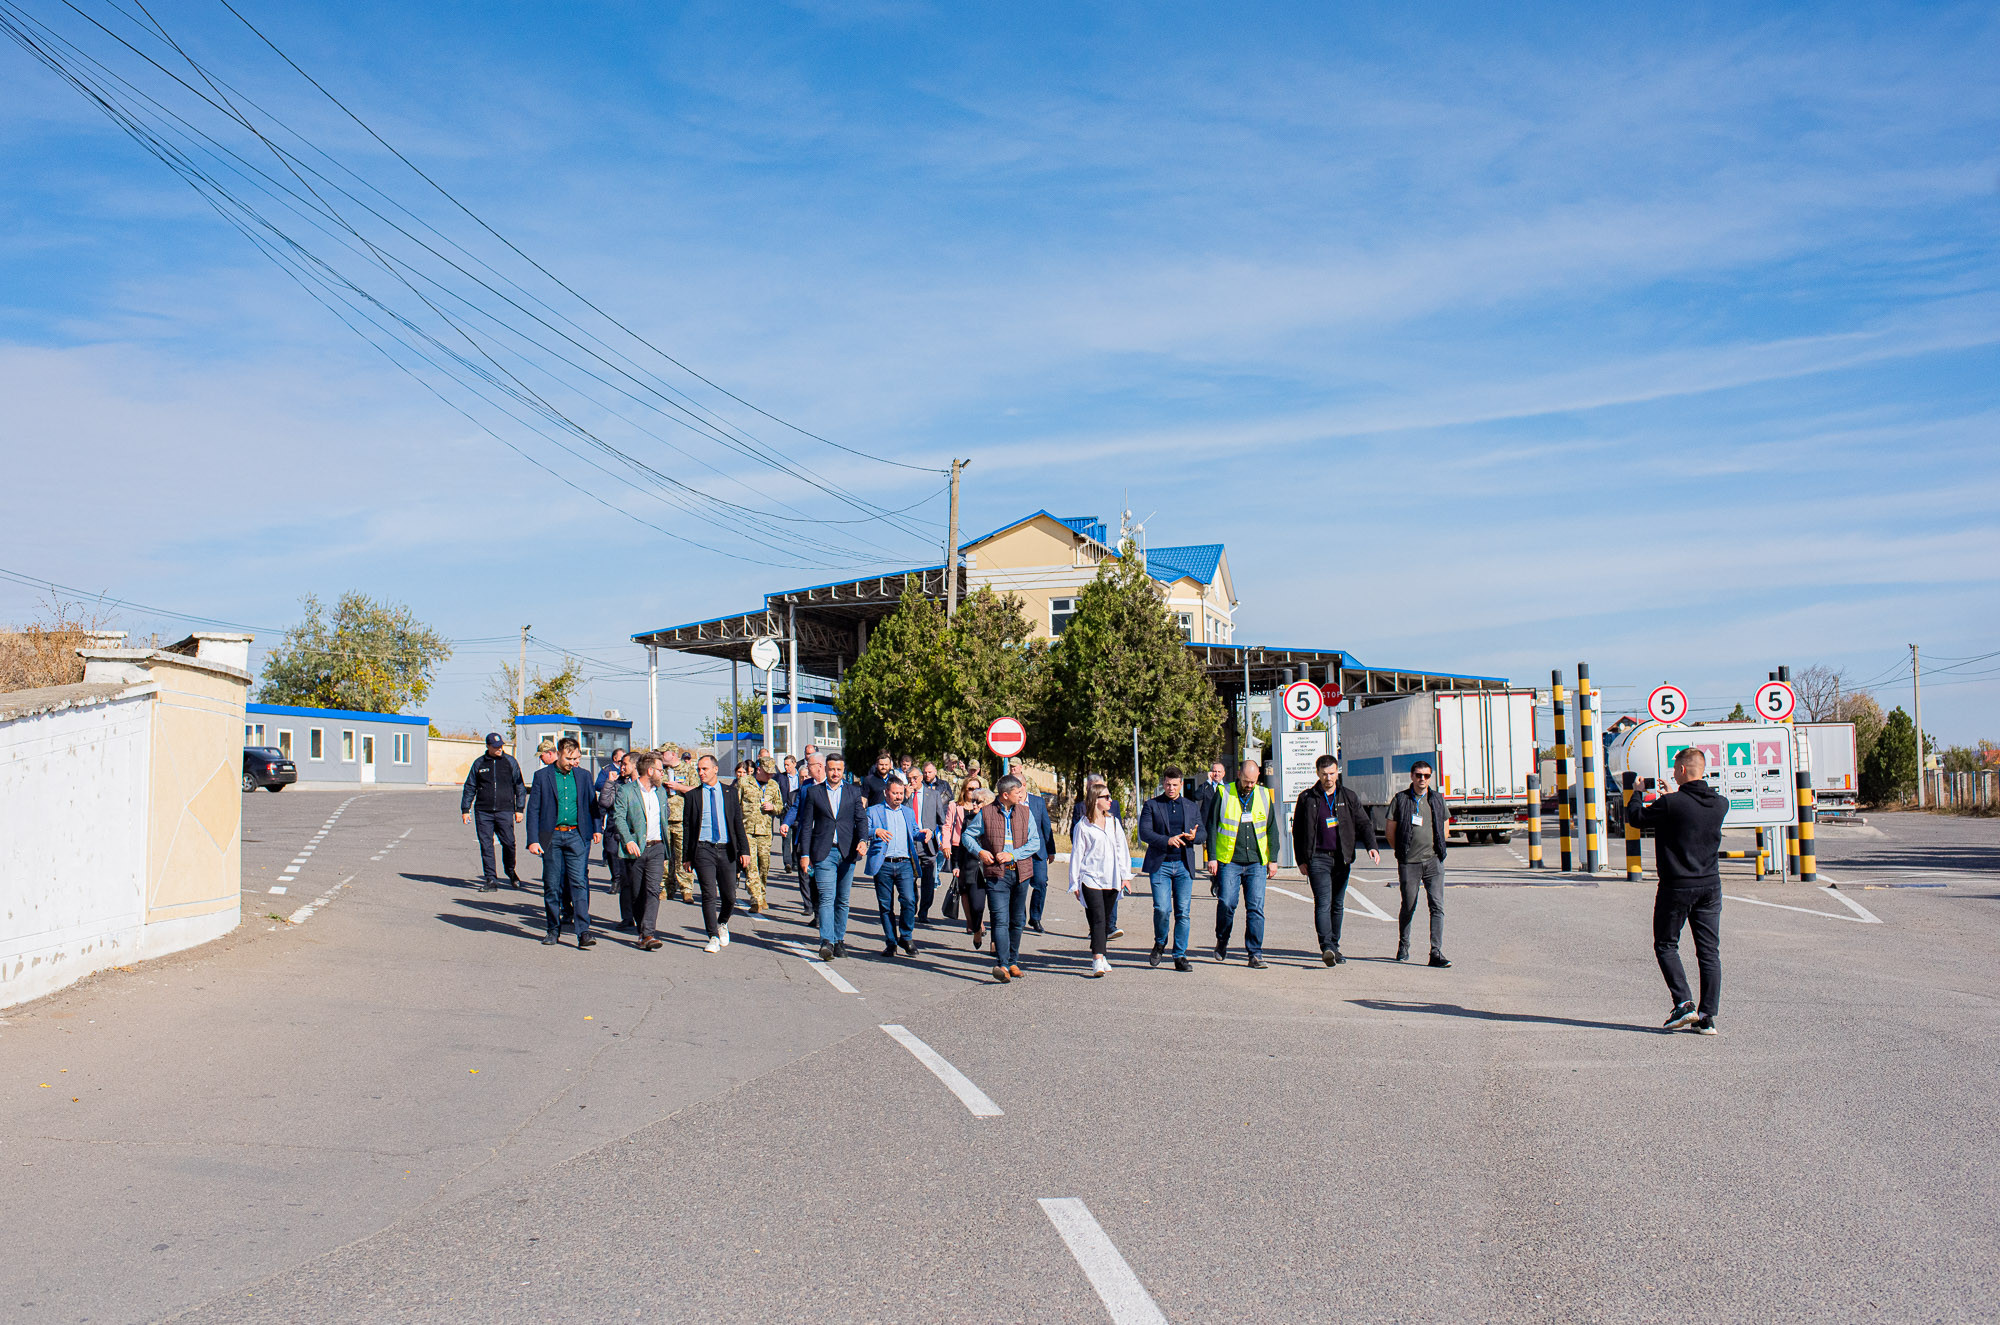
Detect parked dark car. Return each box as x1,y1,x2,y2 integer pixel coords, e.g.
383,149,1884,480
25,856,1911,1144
243,747,297,792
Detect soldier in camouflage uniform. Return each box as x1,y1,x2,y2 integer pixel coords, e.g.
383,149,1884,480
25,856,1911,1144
662,748,696,902
736,758,785,913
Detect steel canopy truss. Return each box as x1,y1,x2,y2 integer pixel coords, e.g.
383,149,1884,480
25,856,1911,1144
1190,644,1508,707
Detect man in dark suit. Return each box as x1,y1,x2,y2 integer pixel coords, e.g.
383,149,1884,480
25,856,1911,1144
795,752,868,960
781,753,825,914
525,737,602,948
912,761,952,924
1290,754,1379,967
682,754,751,954
1138,766,1208,970
1024,787,1056,934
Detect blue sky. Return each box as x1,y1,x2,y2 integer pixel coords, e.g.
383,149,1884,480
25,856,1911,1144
4,1,1996,742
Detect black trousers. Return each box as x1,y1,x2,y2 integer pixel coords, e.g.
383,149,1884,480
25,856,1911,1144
1304,850,1353,952
1654,883,1722,1017
1083,887,1115,957
917,852,938,919
622,841,666,937
474,808,518,883
692,839,738,937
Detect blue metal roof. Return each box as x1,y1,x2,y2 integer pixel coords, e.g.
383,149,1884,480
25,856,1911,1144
247,702,427,726
1145,543,1224,585
1056,515,1109,546
516,713,635,729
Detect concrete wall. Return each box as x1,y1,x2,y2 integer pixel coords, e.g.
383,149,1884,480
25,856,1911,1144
0,636,249,1009
429,736,484,787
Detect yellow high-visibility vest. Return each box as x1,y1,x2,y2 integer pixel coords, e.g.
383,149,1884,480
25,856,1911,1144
1212,783,1272,865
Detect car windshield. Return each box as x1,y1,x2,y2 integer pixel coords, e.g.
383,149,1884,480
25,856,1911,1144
247,747,285,758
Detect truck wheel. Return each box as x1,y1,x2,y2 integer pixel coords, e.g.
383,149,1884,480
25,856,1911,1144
1496,831,1512,844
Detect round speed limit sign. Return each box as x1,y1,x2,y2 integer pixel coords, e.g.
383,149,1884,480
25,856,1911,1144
1755,680,1796,721
1281,680,1324,723
1647,684,1689,724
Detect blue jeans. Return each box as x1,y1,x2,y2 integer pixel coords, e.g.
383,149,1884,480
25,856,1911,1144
1149,860,1194,958
873,858,917,946
813,855,857,945
1215,860,1268,956
984,874,1028,967
1028,855,1048,928
541,830,591,941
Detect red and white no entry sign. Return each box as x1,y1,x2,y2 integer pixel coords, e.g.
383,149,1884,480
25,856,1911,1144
1281,680,1324,723
985,716,1027,758
1755,680,1796,722
1646,684,1689,724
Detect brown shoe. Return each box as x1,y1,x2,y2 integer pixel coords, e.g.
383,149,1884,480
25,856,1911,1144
1007,964,1024,979
639,936,663,952
992,965,1010,983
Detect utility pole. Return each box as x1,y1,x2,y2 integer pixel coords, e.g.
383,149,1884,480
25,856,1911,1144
1911,643,1925,806
517,625,530,741
944,459,967,616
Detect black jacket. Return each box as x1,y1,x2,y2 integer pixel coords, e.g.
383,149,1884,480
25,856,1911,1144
1386,787,1451,863
680,780,749,863
1291,782,1378,869
795,778,869,864
861,770,896,807
1625,779,1728,888
461,752,526,814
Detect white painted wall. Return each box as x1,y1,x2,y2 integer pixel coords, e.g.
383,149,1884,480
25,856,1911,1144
0,692,153,1007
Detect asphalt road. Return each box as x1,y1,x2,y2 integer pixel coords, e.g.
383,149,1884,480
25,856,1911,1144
2,790,1995,1323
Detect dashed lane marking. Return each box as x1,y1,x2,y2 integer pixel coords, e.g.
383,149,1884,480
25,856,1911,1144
286,875,356,926
779,941,861,995
879,1024,1002,1117
1038,1198,1169,1325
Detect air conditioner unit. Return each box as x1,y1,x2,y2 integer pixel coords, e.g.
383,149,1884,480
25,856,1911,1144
603,709,622,720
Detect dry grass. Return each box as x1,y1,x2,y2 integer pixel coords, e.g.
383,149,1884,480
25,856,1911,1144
0,600,120,694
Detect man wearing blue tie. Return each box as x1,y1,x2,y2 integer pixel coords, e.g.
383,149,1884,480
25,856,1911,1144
681,755,750,955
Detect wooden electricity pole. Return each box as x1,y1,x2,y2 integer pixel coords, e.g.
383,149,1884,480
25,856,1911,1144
944,459,967,615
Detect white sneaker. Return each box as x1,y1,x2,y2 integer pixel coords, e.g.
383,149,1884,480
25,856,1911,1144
703,935,721,954
1091,954,1110,977
718,923,730,947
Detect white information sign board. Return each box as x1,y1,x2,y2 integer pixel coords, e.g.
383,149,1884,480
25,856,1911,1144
1274,729,1329,866
1656,722,1796,828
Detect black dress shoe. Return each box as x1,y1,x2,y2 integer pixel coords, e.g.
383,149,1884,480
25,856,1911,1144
1213,944,1227,963
1332,948,1346,965
477,882,494,893
541,934,559,945
1429,953,1452,969
578,936,597,949
1029,921,1045,934
900,941,916,956
817,941,834,960
1149,945,1163,968
1247,954,1268,969
833,941,847,958
1174,956,1192,972
883,944,899,957
1321,948,1338,967
1396,949,1410,963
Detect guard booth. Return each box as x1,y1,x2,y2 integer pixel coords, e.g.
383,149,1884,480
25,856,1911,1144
513,712,634,778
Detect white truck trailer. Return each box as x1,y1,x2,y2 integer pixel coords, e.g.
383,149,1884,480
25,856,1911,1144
1799,722,1860,821
1339,690,1537,843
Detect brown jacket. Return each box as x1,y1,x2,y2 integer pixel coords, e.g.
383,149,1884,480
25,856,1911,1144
978,803,1036,883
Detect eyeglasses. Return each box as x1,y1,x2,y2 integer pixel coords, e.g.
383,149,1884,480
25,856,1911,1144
1411,771,1432,779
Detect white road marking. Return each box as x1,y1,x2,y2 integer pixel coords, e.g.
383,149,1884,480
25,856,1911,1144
1037,1198,1168,1325
1722,893,1877,924
286,875,356,926
779,941,860,994
1817,884,1883,924
282,866,300,875
268,886,287,894
880,1025,1002,1117
1266,882,1393,922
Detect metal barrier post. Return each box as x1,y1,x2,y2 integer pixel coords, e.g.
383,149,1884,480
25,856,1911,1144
1579,662,1600,874
1754,828,1766,881
1621,771,1642,881
1527,773,1543,868
1552,670,1573,871
1798,773,1817,883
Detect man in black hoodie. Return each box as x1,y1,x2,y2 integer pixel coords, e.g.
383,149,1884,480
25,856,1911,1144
1625,746,1730,1034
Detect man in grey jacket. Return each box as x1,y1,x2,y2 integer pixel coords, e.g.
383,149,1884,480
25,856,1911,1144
1385,760,1450,967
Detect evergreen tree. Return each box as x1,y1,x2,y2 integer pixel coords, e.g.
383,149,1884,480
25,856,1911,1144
949,586,1049,779
836,586,961,764
1861,707,1918,804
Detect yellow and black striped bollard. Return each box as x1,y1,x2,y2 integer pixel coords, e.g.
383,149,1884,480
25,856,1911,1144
1579,662,1600,874
1797,773,1817,883
1552,670,1573,872
1621,772,1642,881
1526,773,1543,868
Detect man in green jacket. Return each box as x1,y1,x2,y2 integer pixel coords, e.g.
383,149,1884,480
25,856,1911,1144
611,753,675,950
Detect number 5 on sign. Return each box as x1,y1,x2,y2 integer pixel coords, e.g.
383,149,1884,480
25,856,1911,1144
1756,681,1796,721
1647,685,1688,724
1281,681,1324,723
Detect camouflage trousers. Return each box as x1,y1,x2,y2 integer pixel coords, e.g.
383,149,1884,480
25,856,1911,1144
666,823,694,901
744,835,772,911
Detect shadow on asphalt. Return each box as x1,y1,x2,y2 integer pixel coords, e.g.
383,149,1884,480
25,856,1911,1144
1820,845,2000,872
1350,998,1659,1035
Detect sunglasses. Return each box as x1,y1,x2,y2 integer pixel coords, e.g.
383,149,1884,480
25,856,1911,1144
1412,772,1432,779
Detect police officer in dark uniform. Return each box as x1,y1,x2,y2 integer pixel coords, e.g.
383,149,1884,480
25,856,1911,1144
461,733,526,891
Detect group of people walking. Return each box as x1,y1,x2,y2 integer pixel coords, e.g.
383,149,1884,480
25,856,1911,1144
463,734,1728,1031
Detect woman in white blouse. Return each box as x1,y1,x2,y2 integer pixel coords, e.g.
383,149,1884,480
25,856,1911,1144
1069,787,1133,977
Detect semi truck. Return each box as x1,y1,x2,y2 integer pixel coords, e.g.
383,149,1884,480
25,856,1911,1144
1339,690,1537,843
1800,722,1860,822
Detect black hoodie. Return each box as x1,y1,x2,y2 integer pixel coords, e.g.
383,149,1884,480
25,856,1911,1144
1625,779,1729,888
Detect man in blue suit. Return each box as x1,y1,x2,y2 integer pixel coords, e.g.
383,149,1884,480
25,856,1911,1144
1138,766,1208,971
864,777,926,958
525,737,602,948
1024,787,1056,934
795,752,868,960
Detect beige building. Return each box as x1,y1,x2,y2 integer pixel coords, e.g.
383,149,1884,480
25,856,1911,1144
960,511,1236,645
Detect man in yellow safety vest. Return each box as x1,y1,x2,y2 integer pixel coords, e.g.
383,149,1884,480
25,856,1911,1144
1206,756,1279,968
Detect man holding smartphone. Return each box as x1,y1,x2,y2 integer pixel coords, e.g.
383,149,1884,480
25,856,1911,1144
1138,768,1208,970
1625,747,1730,1034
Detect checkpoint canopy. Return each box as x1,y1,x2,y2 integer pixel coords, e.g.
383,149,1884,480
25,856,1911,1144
1659,722,1797,827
